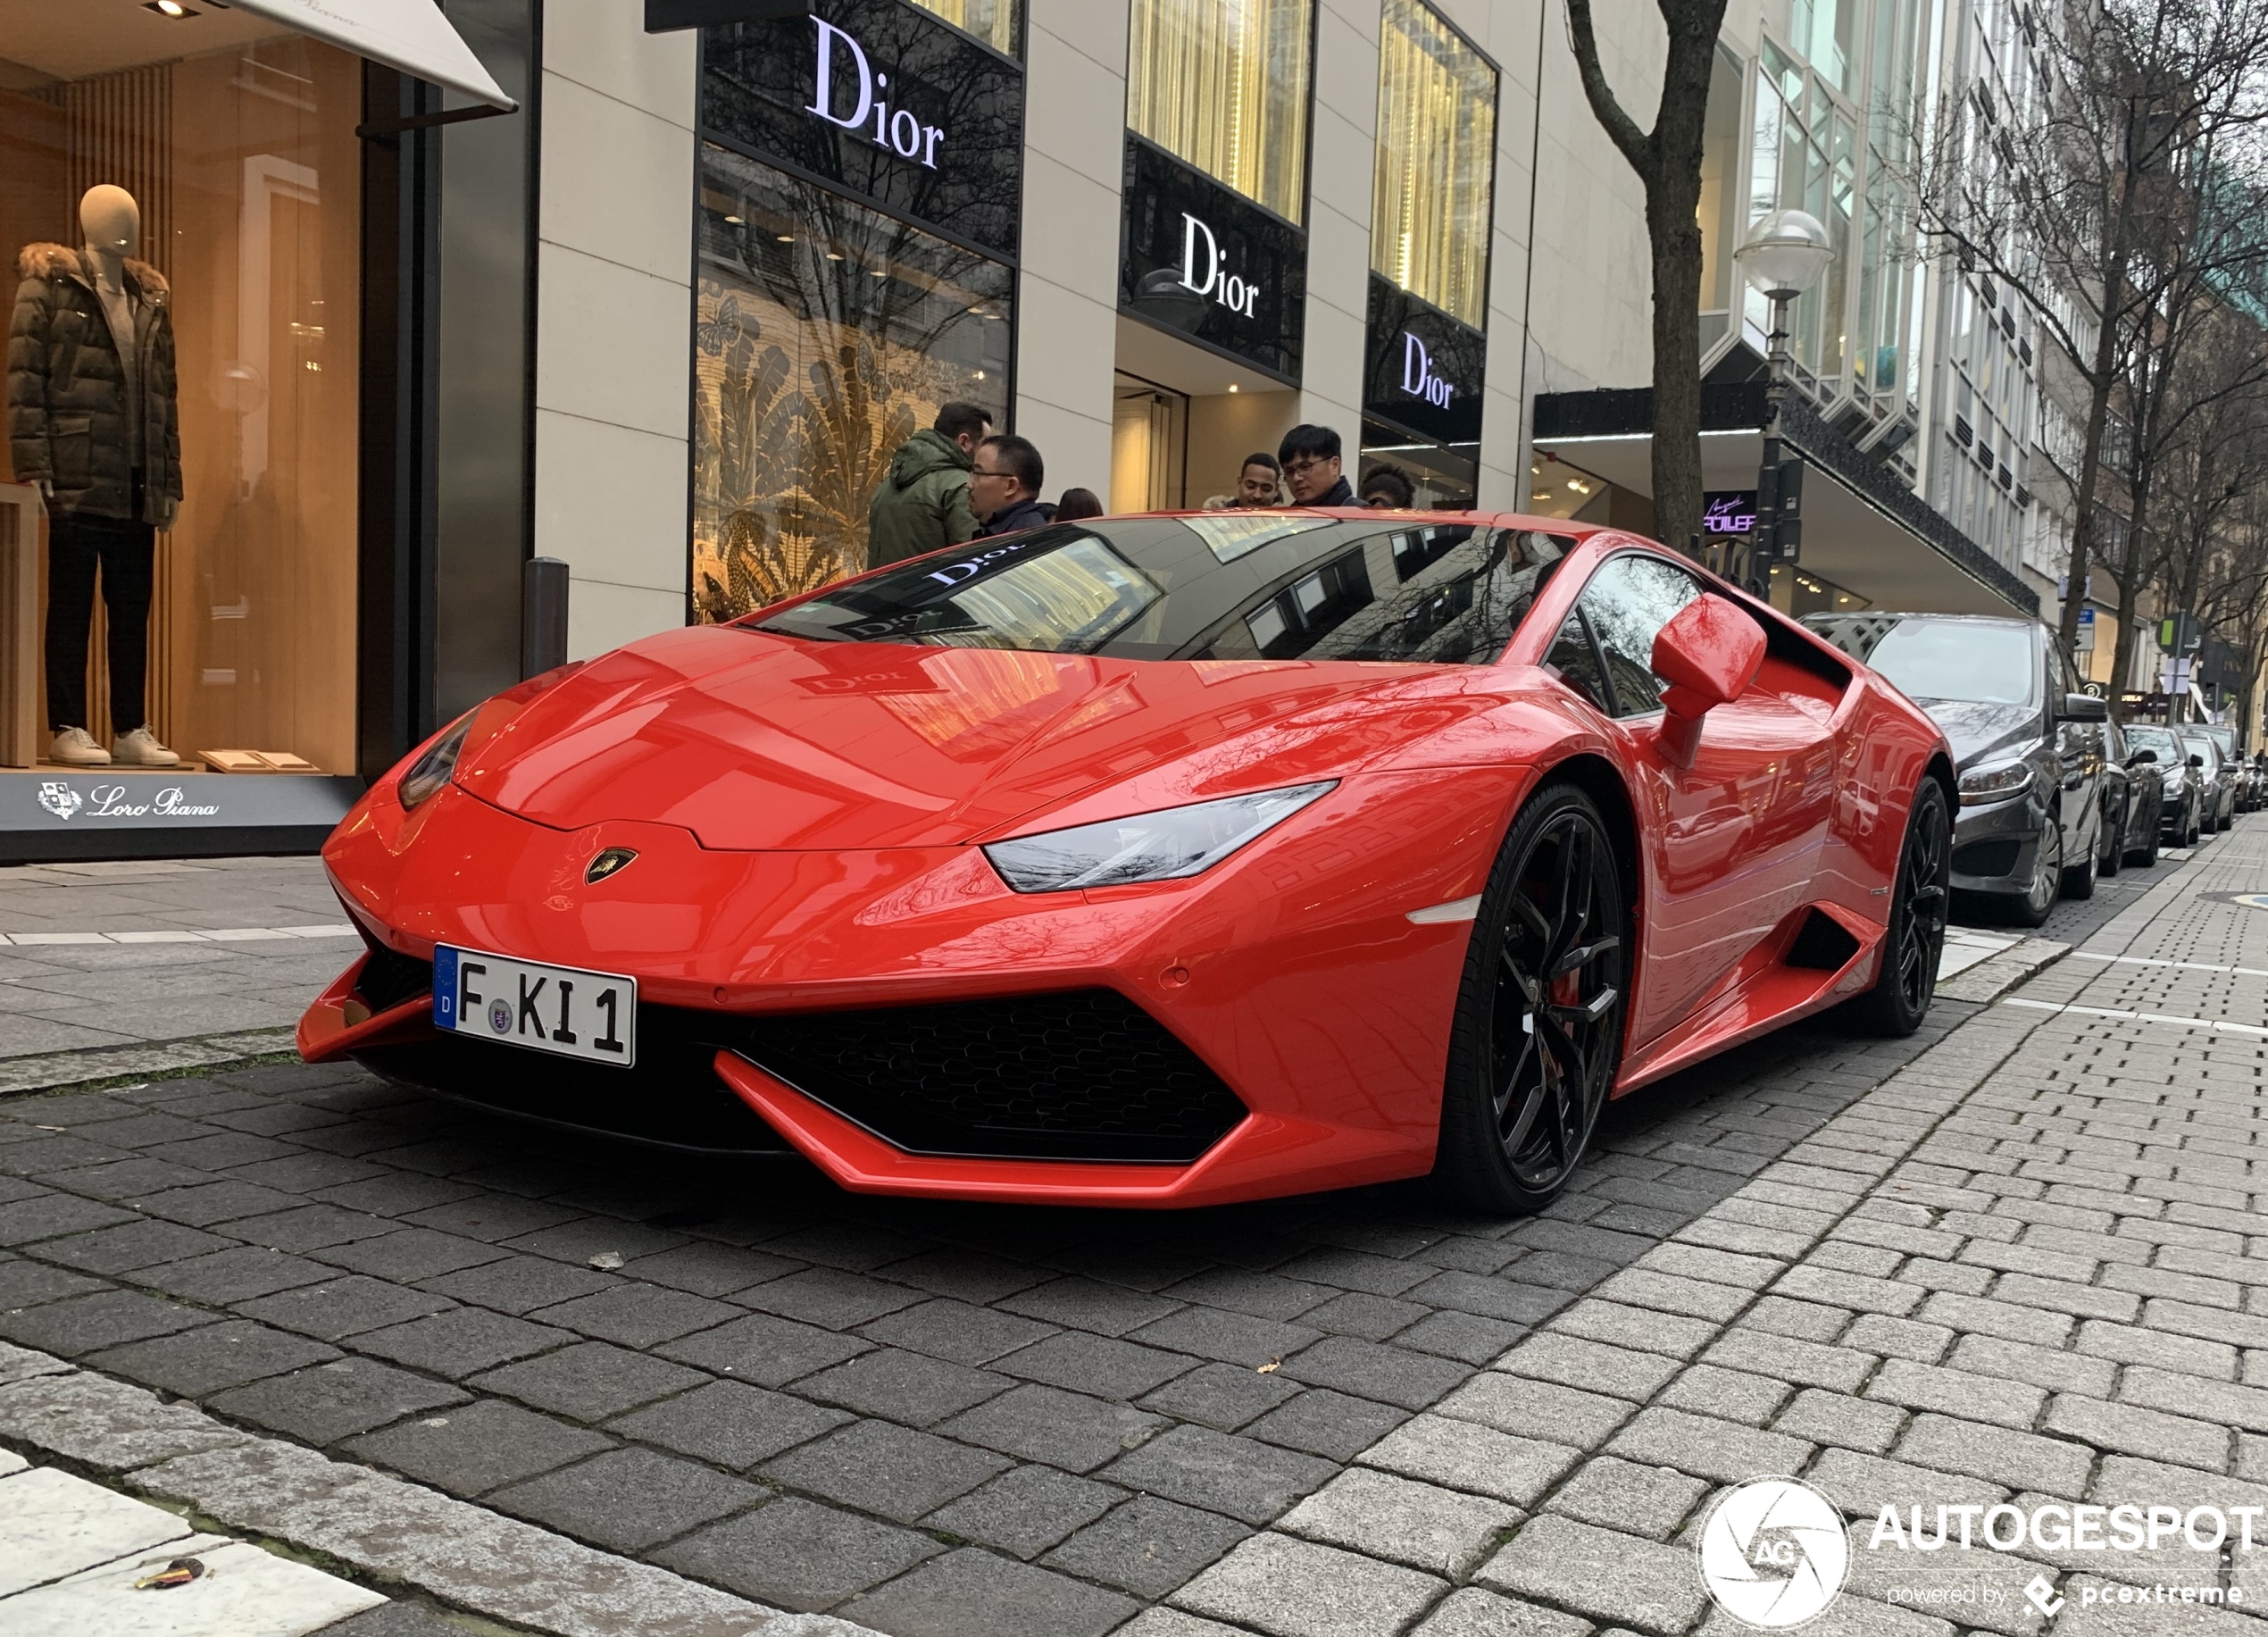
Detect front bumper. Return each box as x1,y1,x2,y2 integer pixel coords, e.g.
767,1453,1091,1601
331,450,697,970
1947,791,2045,898
302,768,1526,1207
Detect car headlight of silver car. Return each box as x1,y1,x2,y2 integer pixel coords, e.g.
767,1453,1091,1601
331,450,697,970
1957,760,2034,806
984,781,1337,893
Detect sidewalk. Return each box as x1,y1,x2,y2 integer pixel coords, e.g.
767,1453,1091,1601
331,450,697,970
0,830,2255,1635
0,856,353,1092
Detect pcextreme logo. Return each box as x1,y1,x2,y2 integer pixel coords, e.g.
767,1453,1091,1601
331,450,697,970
1697,1477,1850,1628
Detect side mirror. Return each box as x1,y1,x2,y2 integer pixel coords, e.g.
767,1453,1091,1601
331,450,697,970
2191,754,2206,768
2059,693,2109,722
1650,593,1766,767
2129,748,2157,765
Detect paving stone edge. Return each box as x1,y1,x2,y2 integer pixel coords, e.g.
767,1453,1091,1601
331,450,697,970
0,1340,881,1637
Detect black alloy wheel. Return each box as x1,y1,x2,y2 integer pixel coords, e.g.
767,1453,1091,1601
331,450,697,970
1850,778,1950,1036
1435,781,1628,1215
2127,797,2158,867
2098,796,2122,877
2010,817,2060,928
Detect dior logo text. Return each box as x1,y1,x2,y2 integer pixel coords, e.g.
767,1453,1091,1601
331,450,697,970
1400,333,1454,408
1180,215,1258,318
806,16,944,170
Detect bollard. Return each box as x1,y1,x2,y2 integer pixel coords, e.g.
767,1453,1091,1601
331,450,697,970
521,556,570,678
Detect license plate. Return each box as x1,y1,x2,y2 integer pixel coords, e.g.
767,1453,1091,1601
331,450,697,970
432,946,635,1068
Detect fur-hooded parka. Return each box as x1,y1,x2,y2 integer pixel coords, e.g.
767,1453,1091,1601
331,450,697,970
6,243,182,522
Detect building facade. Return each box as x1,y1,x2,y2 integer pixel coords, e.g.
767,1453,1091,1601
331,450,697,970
0,0,2088,861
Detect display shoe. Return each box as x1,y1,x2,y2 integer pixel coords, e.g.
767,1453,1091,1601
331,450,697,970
112,726,181,768
49,727,110,766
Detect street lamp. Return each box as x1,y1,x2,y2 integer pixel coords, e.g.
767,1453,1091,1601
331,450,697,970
1734,209,1833,596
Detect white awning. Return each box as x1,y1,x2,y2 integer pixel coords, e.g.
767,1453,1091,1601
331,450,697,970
222,0,516,110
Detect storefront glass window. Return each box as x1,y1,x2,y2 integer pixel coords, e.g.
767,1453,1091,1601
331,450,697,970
1,32,361,773
1697,44,1745,353
1127,0,1313,223
1371,0,1495,329
906,0,1020,55
692,145,1011,623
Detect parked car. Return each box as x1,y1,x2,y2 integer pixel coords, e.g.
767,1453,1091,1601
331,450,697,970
2199,725,2248,812
1805,613,2107,927
301,516,1955,1215
2097,717,2164,871
2122,724,2204,848
2185,732,2238,831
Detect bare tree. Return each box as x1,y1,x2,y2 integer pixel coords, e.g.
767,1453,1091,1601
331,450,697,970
1901,0,2268,664
1563,0,1730,553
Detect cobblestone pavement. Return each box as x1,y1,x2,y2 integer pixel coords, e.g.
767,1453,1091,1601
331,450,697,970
0,830,2247,1634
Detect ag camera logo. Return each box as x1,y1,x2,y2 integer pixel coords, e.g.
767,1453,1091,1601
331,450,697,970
1698,1477,1849,1628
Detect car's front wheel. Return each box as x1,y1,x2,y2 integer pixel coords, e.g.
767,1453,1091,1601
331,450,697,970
2060,810,2097,901
2009,819,2061,927
1849,778,1950,1036
1435,781,1628,1215
2098,797,2123,878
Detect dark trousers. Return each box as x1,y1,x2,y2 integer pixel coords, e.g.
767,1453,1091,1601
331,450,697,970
46,497,154,737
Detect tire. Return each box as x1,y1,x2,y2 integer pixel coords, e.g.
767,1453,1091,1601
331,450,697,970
2099,798,2123,878
1848,778,1950,1036
2187,806,2202,848
1434,781,1629,1215
2010,821,2060,928
2060,812,2097,900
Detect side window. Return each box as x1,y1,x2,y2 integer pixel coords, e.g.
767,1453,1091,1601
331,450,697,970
1577,555,1704,717
1544,610,1612,713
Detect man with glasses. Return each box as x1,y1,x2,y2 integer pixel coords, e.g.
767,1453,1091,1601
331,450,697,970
971,433,1054,538
1278,424,1358,507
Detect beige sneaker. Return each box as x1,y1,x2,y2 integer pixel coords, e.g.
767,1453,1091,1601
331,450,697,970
112,726,180,768
50,727,110,766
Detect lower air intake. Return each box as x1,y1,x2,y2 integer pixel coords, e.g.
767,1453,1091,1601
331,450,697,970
735,988,1247,1165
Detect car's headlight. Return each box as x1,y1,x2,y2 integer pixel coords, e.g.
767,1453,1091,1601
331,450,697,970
984,781,1337,893
397,714,473,810
1958,761,2033,806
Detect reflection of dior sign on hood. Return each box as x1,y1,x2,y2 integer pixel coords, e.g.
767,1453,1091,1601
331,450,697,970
1400,333,1453,408
805,16,945,170
1180,214,1258,318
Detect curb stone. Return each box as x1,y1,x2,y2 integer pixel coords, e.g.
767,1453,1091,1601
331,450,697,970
0,1342,882,1637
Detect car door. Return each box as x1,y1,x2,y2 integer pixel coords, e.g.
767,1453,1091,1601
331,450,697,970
2049,648,2098,864
1548,554,1835,1048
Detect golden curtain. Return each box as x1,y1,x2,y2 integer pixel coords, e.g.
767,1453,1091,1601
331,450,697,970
1372,0,1496,326
1128,0,1313,223
906,0,1019,56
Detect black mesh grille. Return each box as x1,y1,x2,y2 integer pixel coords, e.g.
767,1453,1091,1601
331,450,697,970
1952,838,2022,879
355,945,435,1013
731,989,1247,1164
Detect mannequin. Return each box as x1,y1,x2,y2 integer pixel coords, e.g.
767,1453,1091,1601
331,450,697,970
5,184,184,767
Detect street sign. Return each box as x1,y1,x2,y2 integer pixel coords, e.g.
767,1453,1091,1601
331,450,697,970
2159,612,2202,654
1775,460,1805,562
2076,606,2095,653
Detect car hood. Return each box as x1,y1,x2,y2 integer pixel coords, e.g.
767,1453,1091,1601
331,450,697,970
451,625,1517,849
1909,698,2041,772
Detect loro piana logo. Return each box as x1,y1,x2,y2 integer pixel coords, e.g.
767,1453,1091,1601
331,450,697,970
1697,1477,1850,1628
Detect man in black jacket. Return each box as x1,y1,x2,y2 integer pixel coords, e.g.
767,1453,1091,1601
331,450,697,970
971,434,1055,538
1279,423,1357,507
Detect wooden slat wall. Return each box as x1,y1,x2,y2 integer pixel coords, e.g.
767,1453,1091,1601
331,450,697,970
63,64,176,742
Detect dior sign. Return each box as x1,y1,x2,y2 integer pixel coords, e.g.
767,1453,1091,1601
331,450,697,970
1400,332,1454,408
1180,214,1259,319
805,16,946,170
1120,137,1305,379
1363,275,1484,446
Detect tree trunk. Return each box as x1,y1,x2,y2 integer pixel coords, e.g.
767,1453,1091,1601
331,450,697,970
1647,178,1708,553
2056,254,2126,665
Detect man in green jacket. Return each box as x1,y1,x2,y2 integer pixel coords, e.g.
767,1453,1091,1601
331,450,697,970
867,400,993,569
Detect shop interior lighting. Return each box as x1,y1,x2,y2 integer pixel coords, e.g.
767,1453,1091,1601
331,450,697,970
146,1,199,15
777,234,794,243
722,214,742,224
1228,384,1238,392
825,252,844,261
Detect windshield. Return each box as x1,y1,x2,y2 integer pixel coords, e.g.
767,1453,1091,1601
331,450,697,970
1802,615,2038,706
753,517,1573,664
2126,726,2183,764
